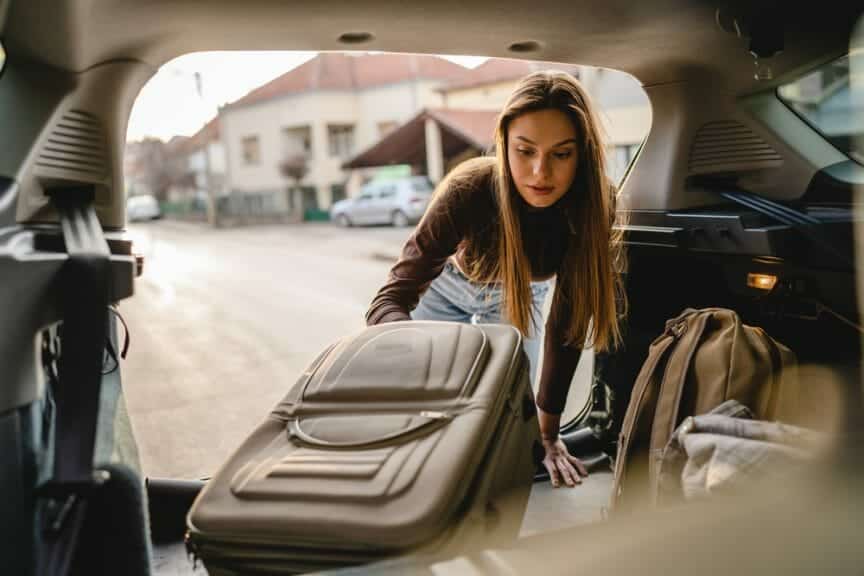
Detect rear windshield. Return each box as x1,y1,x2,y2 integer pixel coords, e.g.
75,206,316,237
777,54,862,165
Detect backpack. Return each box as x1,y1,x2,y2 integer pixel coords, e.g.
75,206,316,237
611,308,800,513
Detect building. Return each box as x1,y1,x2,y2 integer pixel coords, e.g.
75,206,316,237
175,117,227,222
218,53,471,219
437,58,573,110
184,117,227,202
124,119,226,221
578,66,653,181
346,59,652,185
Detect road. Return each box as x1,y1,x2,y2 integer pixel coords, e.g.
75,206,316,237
120,220,412,478
120,219,592,480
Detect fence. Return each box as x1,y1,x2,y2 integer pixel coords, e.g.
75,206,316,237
163,188,335,225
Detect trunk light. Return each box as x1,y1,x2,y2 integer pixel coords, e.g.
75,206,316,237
747,273,778,291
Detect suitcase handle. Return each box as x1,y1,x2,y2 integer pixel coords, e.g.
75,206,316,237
287,411,455,450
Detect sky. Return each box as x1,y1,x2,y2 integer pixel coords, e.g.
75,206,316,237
126,52,487,143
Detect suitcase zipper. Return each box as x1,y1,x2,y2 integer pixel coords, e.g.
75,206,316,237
287,408,465,450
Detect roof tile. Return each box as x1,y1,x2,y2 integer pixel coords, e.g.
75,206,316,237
228,53,470,109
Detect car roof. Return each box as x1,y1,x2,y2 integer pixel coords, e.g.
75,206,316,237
4,0,859,92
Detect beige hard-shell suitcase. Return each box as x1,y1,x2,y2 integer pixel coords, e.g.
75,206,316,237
186,321,540,575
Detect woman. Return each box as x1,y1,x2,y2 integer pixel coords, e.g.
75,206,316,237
365,70,626,488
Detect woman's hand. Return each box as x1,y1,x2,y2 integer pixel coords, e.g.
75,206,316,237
537,405,588,487
541,436,588,487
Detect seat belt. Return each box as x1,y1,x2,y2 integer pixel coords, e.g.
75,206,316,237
37,187,112,576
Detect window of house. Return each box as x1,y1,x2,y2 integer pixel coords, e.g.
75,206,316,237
282,126,312,159
301,186,319,211
241,135,261,165
327,124,355,158
331,183,347,203
377,121,398,137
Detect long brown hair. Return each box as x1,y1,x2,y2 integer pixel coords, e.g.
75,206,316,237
464,70,627,352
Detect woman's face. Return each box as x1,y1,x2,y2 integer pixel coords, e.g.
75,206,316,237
507,108,579,209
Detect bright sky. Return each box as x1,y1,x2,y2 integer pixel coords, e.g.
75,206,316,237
126,52,487,143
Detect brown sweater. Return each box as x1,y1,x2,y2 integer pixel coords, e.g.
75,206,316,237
365,160,581,415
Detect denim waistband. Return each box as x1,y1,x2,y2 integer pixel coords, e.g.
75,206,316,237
445,258,553,287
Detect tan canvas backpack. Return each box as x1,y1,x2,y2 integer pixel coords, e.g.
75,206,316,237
611,308,800,513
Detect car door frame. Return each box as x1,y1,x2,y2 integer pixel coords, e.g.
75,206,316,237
374,182,399,225
352,185,378,225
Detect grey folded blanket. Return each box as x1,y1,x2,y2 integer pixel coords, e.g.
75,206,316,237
657,399,827,504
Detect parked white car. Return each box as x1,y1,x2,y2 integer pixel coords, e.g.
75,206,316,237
127,194,162,222
331,176,433,227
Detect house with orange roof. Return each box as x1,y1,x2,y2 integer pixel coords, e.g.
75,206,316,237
345,59,652,185
218,53,470,219
437,58,578,110
125,135,196,203
182,117,226,223
343,60,578,180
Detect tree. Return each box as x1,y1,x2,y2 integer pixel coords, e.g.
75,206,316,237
127,137,190,203
279,154,309,183
278,154,310,220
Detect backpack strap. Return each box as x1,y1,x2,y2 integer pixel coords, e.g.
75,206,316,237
611,311,694,508
647,311,712,498
37,187,111,576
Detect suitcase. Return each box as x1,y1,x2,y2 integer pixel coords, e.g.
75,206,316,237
186,321,540,575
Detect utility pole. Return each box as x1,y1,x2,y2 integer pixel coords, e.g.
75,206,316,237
195,72,218,227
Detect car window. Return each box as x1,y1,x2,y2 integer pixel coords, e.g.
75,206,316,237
411,179,433,194
777,54,862,165
379,184,397,198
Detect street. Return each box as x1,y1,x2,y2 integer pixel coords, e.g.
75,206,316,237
120,220,412,479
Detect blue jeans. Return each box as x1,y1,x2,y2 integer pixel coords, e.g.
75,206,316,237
411,260,551,384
